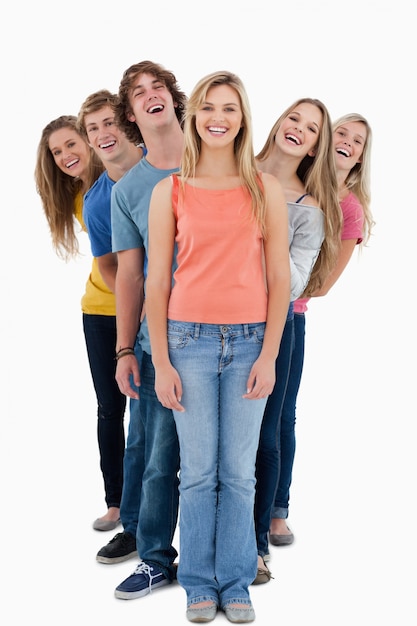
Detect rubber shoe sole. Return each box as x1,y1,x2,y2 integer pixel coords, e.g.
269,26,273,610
96,549,138,564
96,531,138,564
115,577,169,600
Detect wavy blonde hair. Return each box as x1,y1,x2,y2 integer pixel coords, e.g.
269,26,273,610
333,113,374,246
180,70,267,237
257,98,342,295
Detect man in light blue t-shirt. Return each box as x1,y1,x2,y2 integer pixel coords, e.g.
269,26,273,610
98,60,186,601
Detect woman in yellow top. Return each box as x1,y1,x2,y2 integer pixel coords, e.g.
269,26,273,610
35,115,125,531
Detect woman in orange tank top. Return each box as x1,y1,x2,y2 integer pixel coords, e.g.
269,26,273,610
146,71,290,624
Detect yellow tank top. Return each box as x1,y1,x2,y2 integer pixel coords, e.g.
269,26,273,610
74,191,116,316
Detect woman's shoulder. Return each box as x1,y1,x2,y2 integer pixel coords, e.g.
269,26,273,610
341,190,362,210
287,193,320,209
153,173,175,193
260,170,284,194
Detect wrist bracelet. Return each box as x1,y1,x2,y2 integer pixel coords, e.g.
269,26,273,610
115,348,135,361
116,346,134,355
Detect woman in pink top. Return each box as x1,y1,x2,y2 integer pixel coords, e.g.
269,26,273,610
268,113,375,547
146,71,290,623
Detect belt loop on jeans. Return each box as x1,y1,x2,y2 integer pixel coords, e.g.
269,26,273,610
194,323,200,339
243,323,249,339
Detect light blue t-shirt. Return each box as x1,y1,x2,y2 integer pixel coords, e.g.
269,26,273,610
111,158,179,354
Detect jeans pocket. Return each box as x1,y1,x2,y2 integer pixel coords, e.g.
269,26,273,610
167,322,191,350
249,323,265,345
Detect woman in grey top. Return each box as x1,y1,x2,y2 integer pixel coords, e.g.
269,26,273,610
254,97,342,583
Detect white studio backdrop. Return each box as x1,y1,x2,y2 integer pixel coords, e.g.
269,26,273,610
2,1,415,624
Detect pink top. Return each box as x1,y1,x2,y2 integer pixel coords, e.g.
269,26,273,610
168,175,267,324
293,191,364,314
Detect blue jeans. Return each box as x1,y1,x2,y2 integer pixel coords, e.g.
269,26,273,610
254,305,294,556
168,321,267,608
272,312,305,518
120,337,144,536
135,350,180,581
82,313,126,509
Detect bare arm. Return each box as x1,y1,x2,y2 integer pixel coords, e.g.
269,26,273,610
145,177,184,412
244,174,291,399
311,238,357,297
114,247,145,399
97,252,118,293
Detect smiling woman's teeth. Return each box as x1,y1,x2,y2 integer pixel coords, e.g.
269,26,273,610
285,134,300,145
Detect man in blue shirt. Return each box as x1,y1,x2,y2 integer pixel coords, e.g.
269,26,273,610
99,61,186,600
77,89,143,535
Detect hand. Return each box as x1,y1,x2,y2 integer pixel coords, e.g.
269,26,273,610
243,356,276,400
115,354,140,399
154,364,185,412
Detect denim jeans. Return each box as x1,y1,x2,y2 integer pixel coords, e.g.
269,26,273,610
168,321,267,608
135,350,180,581
82,313,126,509
272,312,305,519
254,306,294,556
120,337,144,536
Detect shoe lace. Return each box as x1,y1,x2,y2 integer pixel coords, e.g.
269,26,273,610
131,562,159,593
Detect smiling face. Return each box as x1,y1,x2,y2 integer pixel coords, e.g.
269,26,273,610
195,83,243,146
48,127,91,180
276,102,323,158
84,104,131,165
127,72,176,131
333,120,367,174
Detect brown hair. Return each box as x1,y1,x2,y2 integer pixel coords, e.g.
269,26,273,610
34,115,104,259
115,60,187,144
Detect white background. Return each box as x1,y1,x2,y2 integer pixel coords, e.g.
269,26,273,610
2,1,415,624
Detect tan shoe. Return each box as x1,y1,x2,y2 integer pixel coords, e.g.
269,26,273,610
252,558,273,585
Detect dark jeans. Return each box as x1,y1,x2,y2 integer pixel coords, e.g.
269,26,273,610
272,312,305,518
120,348,179,580
135,351,180,580
83,313,126,509
255,307,294,557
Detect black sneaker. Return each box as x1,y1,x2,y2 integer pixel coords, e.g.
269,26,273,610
96,531,138,564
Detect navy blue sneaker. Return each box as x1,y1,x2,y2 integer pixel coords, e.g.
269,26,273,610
114,561,170,600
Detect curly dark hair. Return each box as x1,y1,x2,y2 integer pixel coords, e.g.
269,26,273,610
115,60,187,144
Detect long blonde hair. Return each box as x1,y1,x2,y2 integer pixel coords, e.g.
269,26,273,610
34,115,104,260
333,113,374,246
180,71,268,237
257,98,342,295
